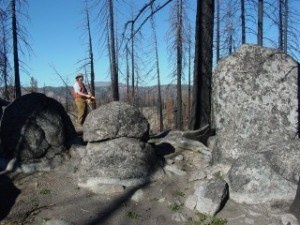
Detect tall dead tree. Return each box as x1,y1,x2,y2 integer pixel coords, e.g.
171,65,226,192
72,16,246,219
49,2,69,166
130,20,135,105
189,0,214,130
108,0,119,101
125,43,130,102
241,0,246,44
0,9,9,100
175,0,183,130
82,0,96,108
168,0,185,130
278,0,283,50
121,0,175,106
216,0,220,62
150,3,164,132
187,23,192,122
225,3,234,55
11,0,21,98
283,0,288,53
257,0,263,46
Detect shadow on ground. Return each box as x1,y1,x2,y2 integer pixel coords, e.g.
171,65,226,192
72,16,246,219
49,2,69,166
84,182,150,225
82,142,176,225
0,175,21,220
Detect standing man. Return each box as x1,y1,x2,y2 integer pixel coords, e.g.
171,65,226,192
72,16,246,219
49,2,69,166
73,73,94,126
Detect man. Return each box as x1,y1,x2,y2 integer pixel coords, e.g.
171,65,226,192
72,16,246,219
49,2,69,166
73,73,94,126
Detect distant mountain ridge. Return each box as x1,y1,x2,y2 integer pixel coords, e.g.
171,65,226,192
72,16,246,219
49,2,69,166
14,82,190,105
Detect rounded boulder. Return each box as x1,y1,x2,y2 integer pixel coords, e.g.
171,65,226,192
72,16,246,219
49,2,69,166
83,101,149,142
0,93,77,164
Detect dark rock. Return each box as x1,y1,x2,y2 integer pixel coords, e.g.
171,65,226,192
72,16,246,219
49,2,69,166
0,93,77,165
83,101,149,142
0,98,10,119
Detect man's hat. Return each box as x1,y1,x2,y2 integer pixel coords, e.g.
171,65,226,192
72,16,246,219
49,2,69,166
75,73,84,80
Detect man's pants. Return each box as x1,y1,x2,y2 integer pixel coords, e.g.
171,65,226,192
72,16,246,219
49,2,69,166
75,98,87,125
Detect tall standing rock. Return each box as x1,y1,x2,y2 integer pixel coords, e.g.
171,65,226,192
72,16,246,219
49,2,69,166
212,44,299,162
211,44,300,205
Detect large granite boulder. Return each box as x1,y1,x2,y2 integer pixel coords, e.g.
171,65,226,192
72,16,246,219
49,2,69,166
78,137,156,186
211,45,300,206
83,101,149,142
0,93,77,165
227,153,297,204
212,44,299,162
78,101,157,189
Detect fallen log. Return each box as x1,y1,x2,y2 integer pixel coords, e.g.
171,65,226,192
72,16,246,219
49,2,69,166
182,124,215,145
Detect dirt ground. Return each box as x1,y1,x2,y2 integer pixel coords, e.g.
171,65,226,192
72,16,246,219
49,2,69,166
0,137,297,225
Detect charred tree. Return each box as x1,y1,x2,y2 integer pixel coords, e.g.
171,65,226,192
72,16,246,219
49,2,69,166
257,0,263,46
150,3,164,132
175,0,183,130
11,0,21,98
241,0,246,44
216,0,220,62
0,9,9,100
84,0,96,108
278,0,283,50
283,0,288,53
108,0,119,101
189,0,214,130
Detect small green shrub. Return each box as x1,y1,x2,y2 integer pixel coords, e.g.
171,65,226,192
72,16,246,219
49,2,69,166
168,203,181,212
212,171,223,179
210,216,228,225
39,188,51,195
126,211,140,219
186,212,228,225
176,191,185,197
30,198,39,207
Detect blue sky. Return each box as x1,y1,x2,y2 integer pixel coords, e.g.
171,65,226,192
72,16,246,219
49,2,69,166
25,0,98,87
19,0,196,87
10,0,300,88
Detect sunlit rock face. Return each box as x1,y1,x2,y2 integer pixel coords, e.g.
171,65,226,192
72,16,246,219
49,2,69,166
83,101,150,142
212,44,299,162
78,101,157,188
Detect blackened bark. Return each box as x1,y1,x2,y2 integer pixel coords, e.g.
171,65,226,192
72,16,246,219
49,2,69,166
189,0,214,130
125,44,130,102
11,0,21,99
216,0,220,61
131,22,135,105
86,0,96,108
0,11,9,100
257,0,263,46
241,0,246,44
188,24,192,122
176,0,183,130
278,0,283,50
108,0,119,101
283,0,288,53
